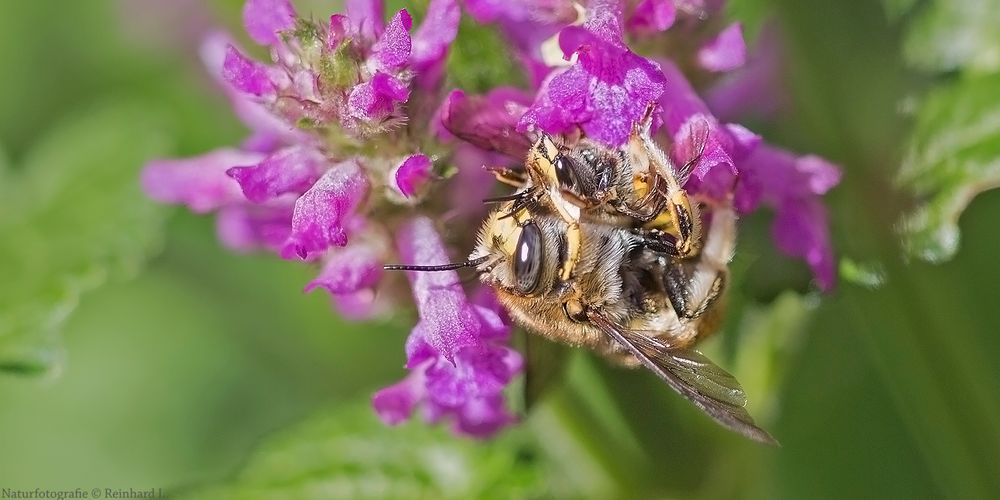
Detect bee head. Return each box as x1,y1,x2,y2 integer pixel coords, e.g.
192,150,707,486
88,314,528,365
471,201,566,298
527,134,622,201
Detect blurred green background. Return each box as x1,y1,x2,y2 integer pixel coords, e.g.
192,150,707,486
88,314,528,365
1,0,999,498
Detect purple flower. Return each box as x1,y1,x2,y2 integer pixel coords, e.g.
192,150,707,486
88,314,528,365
518,0,667,146
371,10,413,72
226,146,326,203
222,45,277,98
706,22,787,122
392,154,433,198
216,204,293,253
658,60,751,196
242,0,296,46
143,0,843,441
346,0,385,42
697,22,746,73
346,72,411,121
281,160,370,259
372,217,521,437
736,145,841,290
142,149,261,213
411,0,461,78
440,88,533,159
627,0,676,34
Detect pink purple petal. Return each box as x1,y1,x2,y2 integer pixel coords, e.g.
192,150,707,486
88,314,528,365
698,22,747,73
440,89,533,159
627,0,676,35
397,217,484,361
201,34,297,148
222,45,276,97
706,23,786,122
242,0,296,46
736,144,841,290
373,371,424,425
346,0,386,42
392,154,433,198
304,240,384,294
346,72,410,120
215,203,293,253
327,14,351,51
281,161,370,259
373,217,521,437
659,61,759,195
226,146,327,203
411,0,461,72
518,3,666,146
371,10,413,72
142,149,261,213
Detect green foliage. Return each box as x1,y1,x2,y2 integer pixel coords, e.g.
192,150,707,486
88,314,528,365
446,18,526,94
896,72,1000,262
177,402,554,500
0,104,166,375
903,0,1000,73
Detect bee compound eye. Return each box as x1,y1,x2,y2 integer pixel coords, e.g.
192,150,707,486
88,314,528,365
513,222,543,294
553,154,579,190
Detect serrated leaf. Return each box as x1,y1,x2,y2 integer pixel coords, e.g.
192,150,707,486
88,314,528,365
903,0,1000,73
0,103,167,375
175,402,553,500
896,72,1000,262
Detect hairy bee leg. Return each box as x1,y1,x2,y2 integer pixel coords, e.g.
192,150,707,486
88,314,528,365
614,175,669,222
665,190,702,257
633,228,681,257
547,192,582,290
665,205,737,321
641,142,702,258
664,267,726,320
486,166,529,187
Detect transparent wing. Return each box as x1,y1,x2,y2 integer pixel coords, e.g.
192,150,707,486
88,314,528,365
676,117,710,184
588,310,778,445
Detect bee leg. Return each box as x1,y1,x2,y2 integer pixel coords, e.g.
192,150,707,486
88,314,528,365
664,264,726,321
485,165,529,188
665,205,736,321
633,228,681,257
663,189,702,258
554,218,582,291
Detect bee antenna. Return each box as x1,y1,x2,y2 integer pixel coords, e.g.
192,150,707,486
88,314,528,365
383,255,491,272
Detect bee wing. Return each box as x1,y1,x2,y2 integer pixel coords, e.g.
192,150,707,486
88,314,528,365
587,310,778,445
675,117,711,184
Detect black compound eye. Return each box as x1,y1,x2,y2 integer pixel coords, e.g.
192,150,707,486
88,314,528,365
553,154,579,190
513,222,543,294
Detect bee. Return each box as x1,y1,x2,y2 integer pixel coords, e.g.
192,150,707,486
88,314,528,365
487,104,708,290
386,200,776,445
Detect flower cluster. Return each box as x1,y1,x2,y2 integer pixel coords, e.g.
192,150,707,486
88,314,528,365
142,0,840,437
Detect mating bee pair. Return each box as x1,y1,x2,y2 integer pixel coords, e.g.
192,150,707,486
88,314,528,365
388,108,776,444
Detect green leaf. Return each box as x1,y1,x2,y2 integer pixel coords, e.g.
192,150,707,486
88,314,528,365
838,257,887,289
903,0,1000,73
175,402,555,500
896,72,1000,262
881,0,918,21
0,103,167,375
446,18,525,94
728,292,814,420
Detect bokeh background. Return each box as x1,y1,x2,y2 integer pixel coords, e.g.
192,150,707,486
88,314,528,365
1,0,998,498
